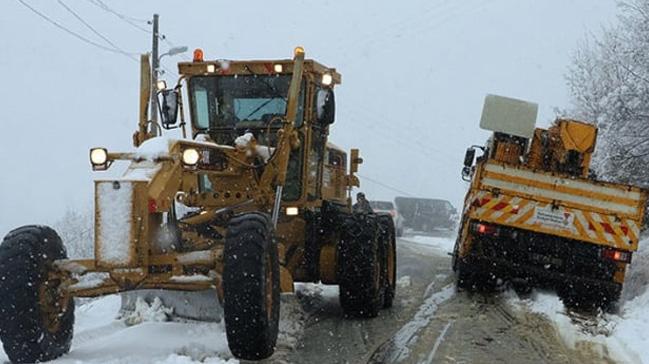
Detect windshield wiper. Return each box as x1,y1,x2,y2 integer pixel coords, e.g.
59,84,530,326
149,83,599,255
244,98,280,120
243,65,287,104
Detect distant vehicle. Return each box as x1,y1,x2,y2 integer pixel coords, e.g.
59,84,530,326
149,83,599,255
394,197,458,233
370,200,404,236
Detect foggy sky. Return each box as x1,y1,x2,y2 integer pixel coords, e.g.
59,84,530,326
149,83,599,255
0,0,618,237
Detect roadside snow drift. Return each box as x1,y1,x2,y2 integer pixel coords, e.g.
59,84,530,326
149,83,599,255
2,295,238,364
402,234,456,254
509,237,649,364
0,290,308,364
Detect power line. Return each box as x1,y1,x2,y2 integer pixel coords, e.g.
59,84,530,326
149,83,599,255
57,0,137,60
81,0,182,76
86,0,151,33
357,173,415,197
16,0,138,58
94,0,148,22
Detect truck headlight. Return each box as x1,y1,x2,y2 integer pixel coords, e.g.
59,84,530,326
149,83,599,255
90,148,108,170
286,207,299,216
182,148,200,166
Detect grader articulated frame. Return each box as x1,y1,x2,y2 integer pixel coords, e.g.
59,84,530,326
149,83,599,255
0,48,396,363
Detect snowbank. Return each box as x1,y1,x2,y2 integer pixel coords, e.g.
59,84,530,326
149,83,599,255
0,286,312,363
402,234,456,253
508,237,649,364
0,295,236,364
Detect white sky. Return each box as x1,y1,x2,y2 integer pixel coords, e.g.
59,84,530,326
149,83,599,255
0,0,618,237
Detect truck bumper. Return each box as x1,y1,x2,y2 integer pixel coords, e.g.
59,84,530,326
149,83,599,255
458,253,622,294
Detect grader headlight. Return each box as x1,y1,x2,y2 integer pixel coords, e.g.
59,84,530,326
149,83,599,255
322,73,333,86
156,80,167,91
182,148,200,166
89,148,109,171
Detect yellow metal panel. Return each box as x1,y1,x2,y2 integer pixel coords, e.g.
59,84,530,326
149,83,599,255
95,180,148,269
468,191,641,251
482,170,639,208
319,245,337,284
280,266,294,293
560,120,597,153
614,262,627,284
480,162,646,220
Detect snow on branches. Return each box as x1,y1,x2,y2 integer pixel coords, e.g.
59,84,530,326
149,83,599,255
567,0,649,187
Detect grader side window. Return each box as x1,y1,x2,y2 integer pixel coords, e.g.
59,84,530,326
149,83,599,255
193,89,211,129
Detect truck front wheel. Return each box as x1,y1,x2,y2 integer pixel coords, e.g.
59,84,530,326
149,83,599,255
223,213,280,360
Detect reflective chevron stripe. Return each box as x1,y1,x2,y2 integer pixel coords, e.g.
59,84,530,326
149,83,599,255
468,190,640,251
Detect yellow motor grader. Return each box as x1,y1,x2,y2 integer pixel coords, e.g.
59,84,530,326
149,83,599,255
0,47,396,363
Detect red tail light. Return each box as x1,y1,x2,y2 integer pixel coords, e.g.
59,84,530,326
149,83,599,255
470,221,500,237
601,248,632,263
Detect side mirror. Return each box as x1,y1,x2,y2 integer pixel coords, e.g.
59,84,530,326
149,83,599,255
316,89,335,125
463,148,476,167
158,89,179,128
462,166,472,181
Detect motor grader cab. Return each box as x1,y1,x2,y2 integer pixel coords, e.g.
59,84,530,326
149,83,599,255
455,94,647,310
0,47,396,363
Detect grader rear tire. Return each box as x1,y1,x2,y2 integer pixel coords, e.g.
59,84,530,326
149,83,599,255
223,213,280,360
0,225,74,364
338,214,383,318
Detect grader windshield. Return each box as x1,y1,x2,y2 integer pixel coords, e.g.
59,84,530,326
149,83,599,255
189,74,305,144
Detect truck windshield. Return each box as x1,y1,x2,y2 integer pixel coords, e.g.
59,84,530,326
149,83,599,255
189,75,304,143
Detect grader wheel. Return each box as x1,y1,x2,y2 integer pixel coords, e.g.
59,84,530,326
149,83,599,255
377,215,397,308
223,213,280,360
338,214,383,318
0,226,74,364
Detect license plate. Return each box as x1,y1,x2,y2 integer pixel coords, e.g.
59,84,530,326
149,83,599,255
530,253,563,267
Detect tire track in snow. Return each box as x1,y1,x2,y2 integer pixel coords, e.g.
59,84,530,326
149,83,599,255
367,284,455,363
423,320,453,364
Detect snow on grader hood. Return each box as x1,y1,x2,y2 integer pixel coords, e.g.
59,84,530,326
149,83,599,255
0,47,397,363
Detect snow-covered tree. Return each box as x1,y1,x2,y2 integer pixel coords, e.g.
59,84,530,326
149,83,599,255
53,207,94,258
567,0,649,187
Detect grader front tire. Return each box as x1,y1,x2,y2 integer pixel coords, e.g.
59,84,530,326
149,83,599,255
0,225,74,364
223,213,280,360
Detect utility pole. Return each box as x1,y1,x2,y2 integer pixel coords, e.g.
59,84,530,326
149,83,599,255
150,13,160,130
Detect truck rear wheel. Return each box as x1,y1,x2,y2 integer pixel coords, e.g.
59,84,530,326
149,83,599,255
223,213,279,360
378,215,397,308
558,283,621,312
455,260,476,290
0,225,74,364
338,214,383,317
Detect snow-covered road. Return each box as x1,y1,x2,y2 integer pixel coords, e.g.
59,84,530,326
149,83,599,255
2,234,648,363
